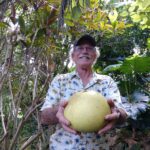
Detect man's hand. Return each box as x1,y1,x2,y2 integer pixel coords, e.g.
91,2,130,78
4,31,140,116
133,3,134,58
56,101,77,134
98,99,127,135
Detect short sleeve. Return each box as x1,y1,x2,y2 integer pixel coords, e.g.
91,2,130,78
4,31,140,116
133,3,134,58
105,77,123,107
105,77,133,118
41,75,61,111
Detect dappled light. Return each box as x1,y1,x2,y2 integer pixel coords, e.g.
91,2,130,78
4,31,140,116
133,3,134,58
0,0,149,149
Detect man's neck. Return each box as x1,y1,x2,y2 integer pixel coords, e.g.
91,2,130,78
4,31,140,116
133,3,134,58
76,67,93,86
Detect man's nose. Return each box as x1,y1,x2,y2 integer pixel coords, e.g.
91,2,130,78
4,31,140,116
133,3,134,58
82,47,89,52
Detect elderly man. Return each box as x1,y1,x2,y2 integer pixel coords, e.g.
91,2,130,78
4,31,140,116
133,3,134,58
40,35,128,150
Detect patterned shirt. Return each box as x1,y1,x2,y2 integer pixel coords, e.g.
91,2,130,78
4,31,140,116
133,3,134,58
41,71,128,150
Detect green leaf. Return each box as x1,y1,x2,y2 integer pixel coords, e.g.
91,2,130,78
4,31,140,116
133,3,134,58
128,5,136,12
120,55,150,74
131,14,141,22
125,24,134,28
120,11,128,17
141,0,150,9
72,6,82,20
141,25,148,30
0,22,9,28
147,38,150,49
79,0,90,7
72,0,77,7
18,16,25,33
140,17,148,25
65,19,74,26
103,64,122,73
108,9,118,24
36,28,46,38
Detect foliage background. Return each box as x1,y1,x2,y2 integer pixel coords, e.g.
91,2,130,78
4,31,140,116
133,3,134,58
0,0,150,149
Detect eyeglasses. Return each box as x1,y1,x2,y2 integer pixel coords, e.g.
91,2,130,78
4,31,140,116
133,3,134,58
75,46,95,51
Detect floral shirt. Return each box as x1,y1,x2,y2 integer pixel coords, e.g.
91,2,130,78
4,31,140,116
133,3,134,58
41,71,128,150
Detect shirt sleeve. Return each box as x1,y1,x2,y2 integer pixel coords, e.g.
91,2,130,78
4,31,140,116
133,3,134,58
105,76,132,118
105,77,122,106
41,75,61,111
105,76,140,119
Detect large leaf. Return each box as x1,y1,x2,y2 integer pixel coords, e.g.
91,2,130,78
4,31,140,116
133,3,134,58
120,55,150,74
103,55,150,74
103,64,122,73
108,9,118,24
72,5,82,20
131,14,141,23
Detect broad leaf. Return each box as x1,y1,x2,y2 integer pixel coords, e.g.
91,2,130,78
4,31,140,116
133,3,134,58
72,6,82,20
120,55,150,74
103,64,122,73
140,17,148,25
108,9,118,24
65,19,75,26
120,11,128,17
131,14,141,23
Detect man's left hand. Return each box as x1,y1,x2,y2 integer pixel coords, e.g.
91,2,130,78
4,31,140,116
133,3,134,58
98,99,127,135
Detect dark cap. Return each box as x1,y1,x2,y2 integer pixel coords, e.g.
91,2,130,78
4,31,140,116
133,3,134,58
74,34,96,47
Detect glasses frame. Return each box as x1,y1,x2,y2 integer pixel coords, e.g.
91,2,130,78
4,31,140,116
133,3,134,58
75,46,96,52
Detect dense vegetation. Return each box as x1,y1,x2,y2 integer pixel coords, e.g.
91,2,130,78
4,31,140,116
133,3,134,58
0,0,149,149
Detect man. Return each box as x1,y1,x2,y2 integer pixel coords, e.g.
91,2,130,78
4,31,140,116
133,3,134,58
41,35,128,150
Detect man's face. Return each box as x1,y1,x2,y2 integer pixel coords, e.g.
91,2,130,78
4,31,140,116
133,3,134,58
72,43,96,67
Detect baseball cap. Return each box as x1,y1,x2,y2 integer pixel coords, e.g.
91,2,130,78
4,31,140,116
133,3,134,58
74,34,96,47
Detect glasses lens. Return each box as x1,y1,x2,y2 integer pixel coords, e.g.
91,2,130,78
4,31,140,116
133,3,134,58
76,46,95,51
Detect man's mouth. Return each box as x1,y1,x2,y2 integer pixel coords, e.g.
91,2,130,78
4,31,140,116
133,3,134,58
79,56,90,59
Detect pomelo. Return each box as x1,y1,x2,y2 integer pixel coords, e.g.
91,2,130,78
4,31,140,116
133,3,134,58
64,90,111,132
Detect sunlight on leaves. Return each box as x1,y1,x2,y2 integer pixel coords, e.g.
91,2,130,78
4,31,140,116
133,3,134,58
108,9,118,24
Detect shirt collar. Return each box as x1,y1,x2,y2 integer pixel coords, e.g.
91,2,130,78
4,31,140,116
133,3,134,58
70,71,102,84
70,71,77,79
92,72,102,82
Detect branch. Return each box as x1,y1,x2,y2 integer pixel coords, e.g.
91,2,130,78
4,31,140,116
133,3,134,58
0,38,14,93
0,133,8,143
0,95,7,134
8,75,16,117
13,48,43,122
58,0,69,27
8,71,51,149
14,28,42,107
33,68,39,100
20,132,42,150
8,101,43,150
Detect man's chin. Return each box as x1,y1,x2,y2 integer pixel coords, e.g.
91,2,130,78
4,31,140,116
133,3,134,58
78,63,92,67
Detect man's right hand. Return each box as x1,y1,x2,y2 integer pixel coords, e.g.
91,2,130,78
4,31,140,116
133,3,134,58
56,101,77,134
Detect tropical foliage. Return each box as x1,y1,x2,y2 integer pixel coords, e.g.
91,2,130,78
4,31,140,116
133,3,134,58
0,0,149,149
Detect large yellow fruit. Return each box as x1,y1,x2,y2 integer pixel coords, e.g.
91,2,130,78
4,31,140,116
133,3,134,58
64,90,111,132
